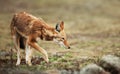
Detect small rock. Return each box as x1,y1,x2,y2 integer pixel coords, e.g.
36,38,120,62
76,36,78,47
80,63,109,74
100,55,120,74
0,51,10,57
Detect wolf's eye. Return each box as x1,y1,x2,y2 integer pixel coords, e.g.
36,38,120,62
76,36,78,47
62,38,64,40
61,38,65,41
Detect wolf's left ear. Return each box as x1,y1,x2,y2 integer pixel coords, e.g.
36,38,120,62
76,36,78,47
60,21,64,30
55,21,64,32
55,23,60,32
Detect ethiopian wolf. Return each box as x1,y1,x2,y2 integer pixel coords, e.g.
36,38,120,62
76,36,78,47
10,12,70,66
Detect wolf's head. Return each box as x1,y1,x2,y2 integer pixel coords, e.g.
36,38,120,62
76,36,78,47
54,21,70,49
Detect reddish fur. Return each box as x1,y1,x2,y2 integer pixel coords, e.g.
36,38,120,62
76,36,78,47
10,12,70,64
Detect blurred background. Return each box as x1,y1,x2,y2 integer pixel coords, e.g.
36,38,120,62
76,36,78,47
0,0,120,73
0,0,120,48
0,0,120,49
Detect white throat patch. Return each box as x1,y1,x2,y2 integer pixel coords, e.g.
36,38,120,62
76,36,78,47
53,39,65,48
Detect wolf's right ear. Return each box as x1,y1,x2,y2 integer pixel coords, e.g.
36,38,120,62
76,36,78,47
60,21,64,30
55,23,60,32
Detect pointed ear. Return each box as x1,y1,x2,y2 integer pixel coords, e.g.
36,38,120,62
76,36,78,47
55,23,60,32
60,21,64,30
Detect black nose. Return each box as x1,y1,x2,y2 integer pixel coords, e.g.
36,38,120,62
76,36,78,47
68,46,70,49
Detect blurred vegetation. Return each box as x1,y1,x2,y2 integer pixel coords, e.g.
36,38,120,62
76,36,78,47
0,0,120,72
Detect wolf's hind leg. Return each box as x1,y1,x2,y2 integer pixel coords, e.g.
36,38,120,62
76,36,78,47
13,35,21,66
25,43,33,66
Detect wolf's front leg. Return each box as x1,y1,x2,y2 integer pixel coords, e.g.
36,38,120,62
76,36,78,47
28,41,49,63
